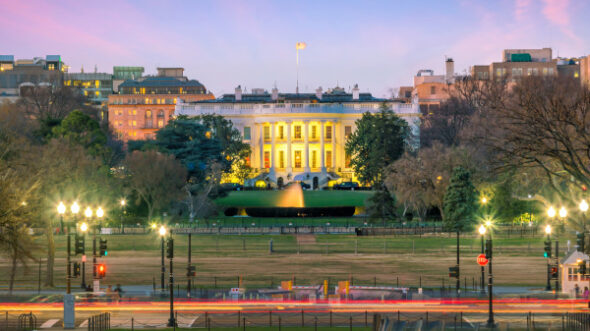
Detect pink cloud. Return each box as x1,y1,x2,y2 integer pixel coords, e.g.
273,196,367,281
542,0,569,26
514,0,532,21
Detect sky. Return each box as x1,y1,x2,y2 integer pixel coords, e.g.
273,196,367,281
2,0,590,98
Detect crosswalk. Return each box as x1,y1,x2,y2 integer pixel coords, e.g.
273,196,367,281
39,319,59,328
33,314,201,329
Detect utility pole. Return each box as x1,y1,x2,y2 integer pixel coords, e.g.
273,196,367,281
187,233,192,298
167,237,176,327
456,231,460,297
161,236,165,291
486,237,495,328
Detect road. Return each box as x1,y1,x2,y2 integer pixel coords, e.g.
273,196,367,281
0,298,588,329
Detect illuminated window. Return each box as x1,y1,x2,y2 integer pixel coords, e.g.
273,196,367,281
294,151,302,168
173,98,177,104
264,151,270,168
133,110,137,115
84,90,88,96
95,91,100,97
158,120,164,128
326,151,332,168
128,110,132,115
543,68,548,75
575,71,580,78
264,126,270,140
245,156,250,167
326,125,332,139
146,110,152,117
128,120,132,126
48,64,55,70
279,151,285,168
311,126,317,139
311,150,317,168
345,126,352,139
140,88,146,94
294,125,302,139
278,126,284,139
95,80,100,88
132,121,137,127
179,87,183,94
243,127,251,140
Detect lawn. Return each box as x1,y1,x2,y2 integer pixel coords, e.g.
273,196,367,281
214,190,373,208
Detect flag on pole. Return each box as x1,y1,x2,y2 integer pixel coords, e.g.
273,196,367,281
296,42,307,50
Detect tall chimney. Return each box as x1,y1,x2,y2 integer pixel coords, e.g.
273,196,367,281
445,58,455,83
235,85,242,101
315,86,323,99
271,87,279,101
352,84,360,100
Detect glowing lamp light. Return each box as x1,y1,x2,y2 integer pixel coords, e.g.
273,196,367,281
580,200,589,213
545,224,552,235
151,223,157,229
96,207,104,218
57,202,66,215
80,222,88,232
478,224,486,235
84,207,92,218
71,201,80,215
120,199,126,207
159,226,167,236
547,206,556,218
481,197,488,204
485,220,492,227
559,206,567,218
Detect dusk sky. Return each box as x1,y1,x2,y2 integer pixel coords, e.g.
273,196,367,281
3,0,590,98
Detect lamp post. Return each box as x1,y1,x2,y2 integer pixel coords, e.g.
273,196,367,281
478,224,486,294
120,199,126,234
58,202,66,235
580,200,588,294
159,226,167,292
545,224,552,291
57,202,69,293
485,218,494,329
80,222,88,289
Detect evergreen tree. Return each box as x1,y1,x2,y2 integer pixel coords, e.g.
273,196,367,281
443,166,478,232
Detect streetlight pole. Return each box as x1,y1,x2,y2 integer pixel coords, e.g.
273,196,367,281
159,226,167,292
168,235,175,327
80,222,88,289
478,224,486,294
486,229,494,328
545,225,552,291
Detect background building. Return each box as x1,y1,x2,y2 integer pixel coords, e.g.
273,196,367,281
64,69,113,105
176,85,421,188
108,67,214,141
113,66,144,92
0,55,66,101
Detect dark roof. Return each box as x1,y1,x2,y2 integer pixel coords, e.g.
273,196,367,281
119,76,204,88
197,91,386,104
0,55,14,62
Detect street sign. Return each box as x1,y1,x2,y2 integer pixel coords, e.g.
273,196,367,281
477,254,489,266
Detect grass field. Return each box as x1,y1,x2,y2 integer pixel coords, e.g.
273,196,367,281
0,232,559,290
214,191,372,208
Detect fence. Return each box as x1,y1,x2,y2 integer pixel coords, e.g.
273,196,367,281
566,312,590,331
88,312,110,331
0,312,36,331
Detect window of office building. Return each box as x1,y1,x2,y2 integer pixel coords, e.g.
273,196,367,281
512,68,522,76
294,125,302,139
345,126,352,139
326,125,332,139
278,125,284,139
430,86,436,95
294,151,302,168
264,151,270,168
158,120,164,128
264,126,270,140
243,127,251,140
311,150,317,168
311,126,317,139
326,151,332,168
279,151,285,168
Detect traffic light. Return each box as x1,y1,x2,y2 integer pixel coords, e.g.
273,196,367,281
73,262,81,277
97,264,106,278
99,238,108,256
550,265,559,279
187,265,196,277
544,239,552,258
166,238,174,259
449,266,459,278
577,232,585,252
579,259,587,275
74,234,85,255
485,240,492,259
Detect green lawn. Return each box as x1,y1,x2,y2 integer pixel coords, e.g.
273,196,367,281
215,190,373,208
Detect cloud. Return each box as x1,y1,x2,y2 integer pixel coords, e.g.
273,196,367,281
514,0,532,22
542,0,580,43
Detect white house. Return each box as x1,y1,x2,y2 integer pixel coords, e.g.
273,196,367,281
561,250,590,296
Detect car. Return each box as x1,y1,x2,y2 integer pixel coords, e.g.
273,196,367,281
333,182,359,190
221,183,244,191
284,181,311,190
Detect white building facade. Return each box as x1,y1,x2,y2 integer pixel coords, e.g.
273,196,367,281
176,86,421,188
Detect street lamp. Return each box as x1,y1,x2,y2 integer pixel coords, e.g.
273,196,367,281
559,206,567,219
57,202,66,234
545,224,552,291
481,197,488,204
478,224,486,294
484,218,495,328
159,226,167,291
547,206,556,218
80,222,88,289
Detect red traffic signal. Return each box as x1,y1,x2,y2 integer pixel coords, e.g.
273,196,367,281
97,264,106,279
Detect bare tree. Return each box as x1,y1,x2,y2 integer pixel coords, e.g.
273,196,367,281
125,150,187,222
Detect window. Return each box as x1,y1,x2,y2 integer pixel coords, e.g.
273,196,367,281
278,126,284,139
543,68,548,75
146,110,152,117
311,126,317,139
326,125,332,140
133,110,137,115
345,152,351,168
158,120,164,128
128,120,132,126
548,68,554,75
311,150,317,168
345,126,352,139
294,151,302,168
95,80,100,88
132,120,137,127
294,125,302,139
430,86,436,95
157,110,165,117
569,267,578,281
243,127,251,140
264,126,270,140
512,68,522,77
48,64,55,71
326,151,332,168
264,151,270,168
279,151,285,168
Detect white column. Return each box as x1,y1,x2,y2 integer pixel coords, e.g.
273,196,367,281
270,122,276,173
286,121,292,172
320,120,326,172
332,122,336,170
259,124,265,170
304,120,310,172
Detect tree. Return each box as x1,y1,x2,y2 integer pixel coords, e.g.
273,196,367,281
1,225,37,295
345,103,409,186
50,110,109,159
125,150,187,222
366,187,397,223
442,166,477,295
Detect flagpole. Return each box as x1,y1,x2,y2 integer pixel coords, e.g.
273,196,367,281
296,48,299,94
